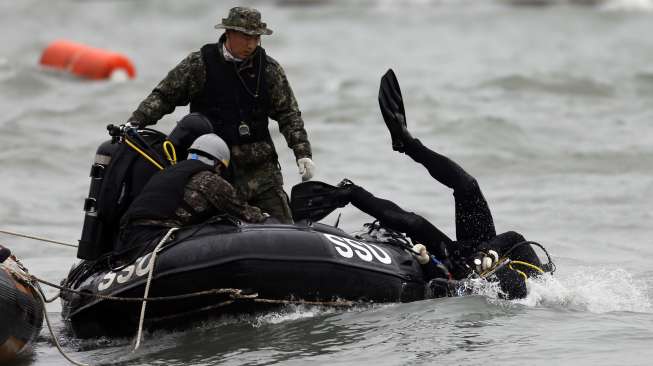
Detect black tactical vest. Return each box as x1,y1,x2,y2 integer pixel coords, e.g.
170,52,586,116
120,160,212,228
190,41,271,148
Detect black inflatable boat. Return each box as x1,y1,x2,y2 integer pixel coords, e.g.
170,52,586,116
61,220,429,338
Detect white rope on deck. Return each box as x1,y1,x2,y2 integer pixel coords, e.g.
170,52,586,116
133,227,178,352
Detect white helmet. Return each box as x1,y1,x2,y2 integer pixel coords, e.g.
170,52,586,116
188,133,230,168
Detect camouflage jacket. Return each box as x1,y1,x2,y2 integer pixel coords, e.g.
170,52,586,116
134,170,267,227
130,43,311,161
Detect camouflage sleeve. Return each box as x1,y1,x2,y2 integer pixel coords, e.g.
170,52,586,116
194,171,267,223
265,56,312,160
129,51,206,126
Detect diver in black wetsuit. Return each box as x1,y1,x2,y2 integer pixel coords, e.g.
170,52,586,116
341,135,539,280
335,70,549,298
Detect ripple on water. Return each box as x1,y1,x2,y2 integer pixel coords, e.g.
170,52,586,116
478,73,615,97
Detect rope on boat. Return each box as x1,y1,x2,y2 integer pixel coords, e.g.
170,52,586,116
2,256,90,366
34,287,91,366
34,275,256,302
0,228,77,248
15,269,355,366
32,274,357,307
3,227,359,362
134,227,177,351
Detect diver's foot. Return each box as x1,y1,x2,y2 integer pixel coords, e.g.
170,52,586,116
391,123,414,153
378,69,412,153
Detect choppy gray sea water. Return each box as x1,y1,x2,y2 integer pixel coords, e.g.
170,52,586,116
1,0,653,365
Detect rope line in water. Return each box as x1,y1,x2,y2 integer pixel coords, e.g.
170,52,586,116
0,228,77,248
34,286,90,366
1,258,90,365
9,267,354,366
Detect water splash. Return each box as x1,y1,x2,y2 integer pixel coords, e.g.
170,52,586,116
519,268,652,313
458,277,507,299
250,303,383,327
251,305,338,327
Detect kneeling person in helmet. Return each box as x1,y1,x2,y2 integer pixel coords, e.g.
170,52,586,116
117,134,267,256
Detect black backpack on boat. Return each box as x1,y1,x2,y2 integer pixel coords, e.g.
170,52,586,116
77,129,166,260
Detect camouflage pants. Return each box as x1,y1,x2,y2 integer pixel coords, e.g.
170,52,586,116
231,160,293,223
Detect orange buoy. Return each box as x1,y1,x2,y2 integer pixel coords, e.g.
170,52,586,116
39,39,136,80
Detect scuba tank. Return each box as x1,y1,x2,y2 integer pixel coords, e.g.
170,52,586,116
77,126,168,260
77,140,120,260
77,114,214,260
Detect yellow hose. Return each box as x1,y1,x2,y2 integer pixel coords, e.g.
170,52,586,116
510,260,545,274
163,140,177,165
508,263,528,281
125,138,164,170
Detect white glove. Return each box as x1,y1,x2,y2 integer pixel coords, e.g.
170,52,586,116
411,244,431,265
297,157,315,181
124,120,141,129
474,250,499,273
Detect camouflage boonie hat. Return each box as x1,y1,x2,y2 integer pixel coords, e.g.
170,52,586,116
214,7,273,36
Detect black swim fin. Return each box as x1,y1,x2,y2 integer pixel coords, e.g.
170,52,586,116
378,69,412,152
290,181,350,222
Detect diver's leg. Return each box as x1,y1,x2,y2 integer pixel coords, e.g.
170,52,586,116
348,184,452,260
403,138,496,242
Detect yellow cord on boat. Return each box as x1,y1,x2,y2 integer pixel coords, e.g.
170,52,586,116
125,138,164,170
510,260,545,274
163,140,177,165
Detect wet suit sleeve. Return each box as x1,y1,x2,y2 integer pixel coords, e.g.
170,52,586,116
265,56,312,160
195,172,267,223
348,185,452,261
129,51,206,126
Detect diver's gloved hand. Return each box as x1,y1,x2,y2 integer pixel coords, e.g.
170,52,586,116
473,250,499,274
124,119,143,129
297,157,315,181
411,244,431,265
412,244,452,279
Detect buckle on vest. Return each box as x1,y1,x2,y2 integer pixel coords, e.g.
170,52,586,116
238,121,251,137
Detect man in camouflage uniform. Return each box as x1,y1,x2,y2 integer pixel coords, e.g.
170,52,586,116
118,134,267,255
127,7,314,223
